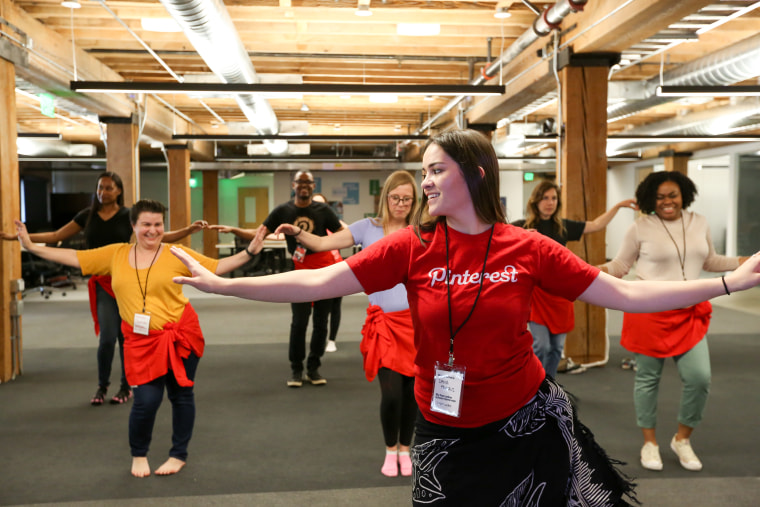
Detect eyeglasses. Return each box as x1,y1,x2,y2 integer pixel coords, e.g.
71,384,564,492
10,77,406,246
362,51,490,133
293,179,315,185
388,195,414,205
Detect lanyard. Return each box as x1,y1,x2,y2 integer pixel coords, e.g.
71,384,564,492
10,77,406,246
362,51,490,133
134,244,161,313
444,223,494,366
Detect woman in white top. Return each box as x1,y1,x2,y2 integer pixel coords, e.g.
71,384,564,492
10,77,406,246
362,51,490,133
601,171,748,472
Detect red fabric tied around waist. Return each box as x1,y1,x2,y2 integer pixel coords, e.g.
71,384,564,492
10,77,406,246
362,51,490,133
360,306,415,381
121,304,204,387
87,275,115,336
621,301,712,358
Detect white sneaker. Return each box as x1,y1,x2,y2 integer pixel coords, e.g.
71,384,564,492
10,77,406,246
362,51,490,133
670,436,703,471
325,340,337,352
640,442,663,471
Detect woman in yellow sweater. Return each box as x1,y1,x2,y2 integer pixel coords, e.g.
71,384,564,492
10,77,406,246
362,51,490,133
15,199,263,478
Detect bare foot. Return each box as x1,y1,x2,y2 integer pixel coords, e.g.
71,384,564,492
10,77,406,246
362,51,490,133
131,457,151,478
154,457,185,476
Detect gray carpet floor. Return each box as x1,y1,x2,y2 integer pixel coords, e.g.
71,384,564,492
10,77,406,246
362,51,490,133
2,286,760,506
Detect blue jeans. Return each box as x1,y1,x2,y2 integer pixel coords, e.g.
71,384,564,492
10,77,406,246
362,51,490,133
289,299,331,373
529,321,566,379
129,353,199,461
95,284,127,389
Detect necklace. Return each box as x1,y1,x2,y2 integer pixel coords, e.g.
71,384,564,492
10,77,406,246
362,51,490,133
134,243,162,313
657,213,686,281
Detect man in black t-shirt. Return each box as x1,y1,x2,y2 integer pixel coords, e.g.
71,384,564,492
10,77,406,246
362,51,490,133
260,171,343,387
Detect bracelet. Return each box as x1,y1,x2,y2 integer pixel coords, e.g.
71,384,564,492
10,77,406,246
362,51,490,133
721,275,731,296
244,247,256,258
295,228,302,237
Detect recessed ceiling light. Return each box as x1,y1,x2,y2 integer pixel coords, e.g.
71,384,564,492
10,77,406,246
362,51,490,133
494,6,511,19
300,102,310,112
369,94,398,103
61,0,81,8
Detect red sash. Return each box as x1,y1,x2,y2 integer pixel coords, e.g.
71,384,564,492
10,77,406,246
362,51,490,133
621,301,712,358
529,286,574,334
87,275,115,336
360,306,415,381
296,250,341,270
120,304,204,387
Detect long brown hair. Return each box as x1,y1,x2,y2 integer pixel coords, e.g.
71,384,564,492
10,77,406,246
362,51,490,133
524,179,565,236
412,129,505,236
83,171,125,236
374,170,418,234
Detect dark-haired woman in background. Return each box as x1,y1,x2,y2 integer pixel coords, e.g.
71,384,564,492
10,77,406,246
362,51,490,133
1,172,205,406
512,180,636,377
14,199,261,477
601,171,747,472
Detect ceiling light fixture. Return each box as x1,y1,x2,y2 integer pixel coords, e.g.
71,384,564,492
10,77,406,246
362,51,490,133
355,4,372,17
70,81,505,96
656,85,760,97
494,6,511,19
61,0,81,8
140,18,182,33
172,134,430,142
300,102,310,112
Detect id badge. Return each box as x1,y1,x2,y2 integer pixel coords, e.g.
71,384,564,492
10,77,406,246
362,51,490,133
431,361,466,418
293,245,306,263
133,312,151,336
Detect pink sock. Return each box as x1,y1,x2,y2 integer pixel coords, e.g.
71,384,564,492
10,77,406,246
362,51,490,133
398,451,412,476
381,450,398,477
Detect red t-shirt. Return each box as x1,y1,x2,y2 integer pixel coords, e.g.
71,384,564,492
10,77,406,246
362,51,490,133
346,222,600,428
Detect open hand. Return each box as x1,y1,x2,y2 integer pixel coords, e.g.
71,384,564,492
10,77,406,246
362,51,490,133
724,251,760,293
189,220,209,233
171,246,223,294
14,220,33,250
207,224,232,233
274,224,301,236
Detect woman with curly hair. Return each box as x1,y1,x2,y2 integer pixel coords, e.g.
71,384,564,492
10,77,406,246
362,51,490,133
601,171,748,472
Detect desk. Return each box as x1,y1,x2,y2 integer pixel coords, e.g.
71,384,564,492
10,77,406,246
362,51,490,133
215,242,236,257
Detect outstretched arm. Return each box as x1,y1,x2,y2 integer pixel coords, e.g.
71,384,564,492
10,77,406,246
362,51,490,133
274,224,356,252
207,224,259,241
164,220,208,243
14,221,81,268
214,226,267,275
583,199,638,234
579,254,760,312
172,246,363,302
2,219,83,244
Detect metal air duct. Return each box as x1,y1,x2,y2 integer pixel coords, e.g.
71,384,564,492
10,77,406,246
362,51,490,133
158,0,286,154
608,32,760,122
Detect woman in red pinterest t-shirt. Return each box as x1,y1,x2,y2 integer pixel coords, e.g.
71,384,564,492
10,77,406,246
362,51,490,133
171,130,760,507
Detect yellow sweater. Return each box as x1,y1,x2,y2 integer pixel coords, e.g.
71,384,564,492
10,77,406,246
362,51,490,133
77,243,218,330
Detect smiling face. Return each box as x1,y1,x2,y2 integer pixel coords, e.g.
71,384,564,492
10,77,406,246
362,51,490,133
537,187,558,220
421,143,473,222
132,211,164,250
292,171,315,205
96,176,122,206
654,180,683,221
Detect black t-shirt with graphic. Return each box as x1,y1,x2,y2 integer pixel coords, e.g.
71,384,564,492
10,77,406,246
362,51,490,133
263,201,342,255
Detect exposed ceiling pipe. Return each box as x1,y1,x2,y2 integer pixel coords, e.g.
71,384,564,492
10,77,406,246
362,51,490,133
608,98,760,154
415,0,588,135
158,0,286,154
608,32,760,122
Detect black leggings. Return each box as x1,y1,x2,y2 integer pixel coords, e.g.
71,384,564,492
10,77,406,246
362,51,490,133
377,367,417,448
328,297,342,342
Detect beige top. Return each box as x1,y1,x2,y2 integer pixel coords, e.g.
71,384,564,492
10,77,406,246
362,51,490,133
602,211,739,281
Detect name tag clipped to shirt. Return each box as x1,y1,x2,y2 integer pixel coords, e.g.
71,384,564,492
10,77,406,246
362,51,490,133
133,312,151,336
431,361,466,418
292,245,306,263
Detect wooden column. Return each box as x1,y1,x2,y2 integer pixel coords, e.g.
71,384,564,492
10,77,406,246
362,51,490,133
165,145,192,247
202,172,219,258
101,116,139,205
558,54,616,367
0,58,22,382
661,150,691,174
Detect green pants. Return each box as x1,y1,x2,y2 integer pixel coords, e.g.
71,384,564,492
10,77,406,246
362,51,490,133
633,337,711,429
